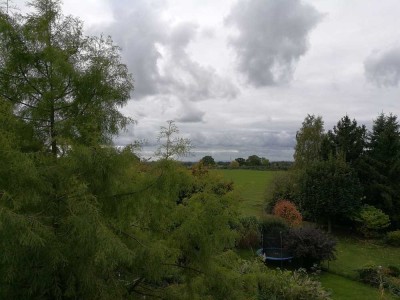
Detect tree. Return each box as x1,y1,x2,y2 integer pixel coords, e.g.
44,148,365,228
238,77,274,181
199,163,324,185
324,115,367,163
293,114,325,169
360,113,400,226
297,156,363,232
261,157,270,166
155,120,193,160
235,157,246,166
0,0,133,156
200,155,215,166
246,154,262,166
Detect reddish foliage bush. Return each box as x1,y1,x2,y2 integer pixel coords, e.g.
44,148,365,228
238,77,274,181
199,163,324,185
272,200,302,227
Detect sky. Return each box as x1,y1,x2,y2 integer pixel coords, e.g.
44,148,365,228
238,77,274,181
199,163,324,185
13,0,400,161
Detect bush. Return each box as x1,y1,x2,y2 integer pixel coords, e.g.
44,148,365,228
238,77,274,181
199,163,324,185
284,227,336,268
236,216,260,249
265,171,300,212
357,265,400,297
385,230,400,247
273,200,302,227
236,258,331,300
353,205,391,237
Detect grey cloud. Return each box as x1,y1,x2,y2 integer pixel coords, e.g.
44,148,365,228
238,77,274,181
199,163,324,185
176,101,205,123
226,0,322,87
95,1,238,102
160,23,240,101
364,47,400,87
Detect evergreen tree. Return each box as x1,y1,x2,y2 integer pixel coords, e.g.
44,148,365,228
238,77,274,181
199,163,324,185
325,115,367,163
361,113,400,226
0,0,133,155
297,156,363,232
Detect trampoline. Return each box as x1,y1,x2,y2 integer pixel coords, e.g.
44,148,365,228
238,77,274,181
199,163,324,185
256,247,293,261
257,230,293,265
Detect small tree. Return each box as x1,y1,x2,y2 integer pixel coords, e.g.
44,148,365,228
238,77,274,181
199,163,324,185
229,160,240,169
246,155,262,166
273,200,302,227
200,155,215,166
155,120,193,160
235,157,246,166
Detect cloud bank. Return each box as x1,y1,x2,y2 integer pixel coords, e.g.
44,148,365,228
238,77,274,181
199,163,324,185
365,47,400,87
95,0,238,103
225,0,322,87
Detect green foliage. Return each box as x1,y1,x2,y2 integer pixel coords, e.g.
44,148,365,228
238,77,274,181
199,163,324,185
359,113,400,227
259,215,289,237
0,0,133,155
235,157,246,166
294,114,325,169
385,231,400,247
256,267,331,300
155,120,193,160
246,154,262,166
353,205,391,237
324,115,367,163
357,265,400,297
200,155,215,166
266,170,300,212
229,160,240,169
284,227,337,268
236,216,260,249
297,156,363,229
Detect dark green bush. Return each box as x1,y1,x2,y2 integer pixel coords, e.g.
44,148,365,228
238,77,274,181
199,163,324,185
283,227,336,268
385,230,400,247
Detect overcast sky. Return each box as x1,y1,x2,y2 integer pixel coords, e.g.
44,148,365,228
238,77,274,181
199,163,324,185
17,0,400,161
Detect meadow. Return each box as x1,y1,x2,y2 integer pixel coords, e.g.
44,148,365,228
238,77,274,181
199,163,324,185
214,169,280,217
216,168,400,299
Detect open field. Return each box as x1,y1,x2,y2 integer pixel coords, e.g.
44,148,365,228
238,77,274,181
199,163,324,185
218,169,400,299
213,169,280,217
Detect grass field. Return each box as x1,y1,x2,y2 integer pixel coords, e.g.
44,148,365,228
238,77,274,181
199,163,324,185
213,169,279,217
320,273,395,300
325,236,400,279
217,169,400,299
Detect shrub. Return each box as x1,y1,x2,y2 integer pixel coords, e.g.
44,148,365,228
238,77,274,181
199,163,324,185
236,216,260,249
273,200,302,227
385,230,400,247
357,265,400,297
284,227,336,268
353,205,391,237
237,259,331,300
265,171,300,212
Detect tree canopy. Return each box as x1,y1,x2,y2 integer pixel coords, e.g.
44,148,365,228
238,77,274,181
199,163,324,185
0,0,133,155
293,114,325,169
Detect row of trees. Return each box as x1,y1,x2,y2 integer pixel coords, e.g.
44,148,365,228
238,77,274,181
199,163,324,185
273,113,400,231
199,155,270,167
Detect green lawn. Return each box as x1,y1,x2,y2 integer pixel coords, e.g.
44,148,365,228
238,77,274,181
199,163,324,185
214,169,279,217
324,236,400,279
320,272,395,300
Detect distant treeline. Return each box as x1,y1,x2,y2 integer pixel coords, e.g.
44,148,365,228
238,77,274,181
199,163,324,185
181,160,293,170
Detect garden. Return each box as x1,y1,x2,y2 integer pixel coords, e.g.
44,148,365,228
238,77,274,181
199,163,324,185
216,168,400,299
